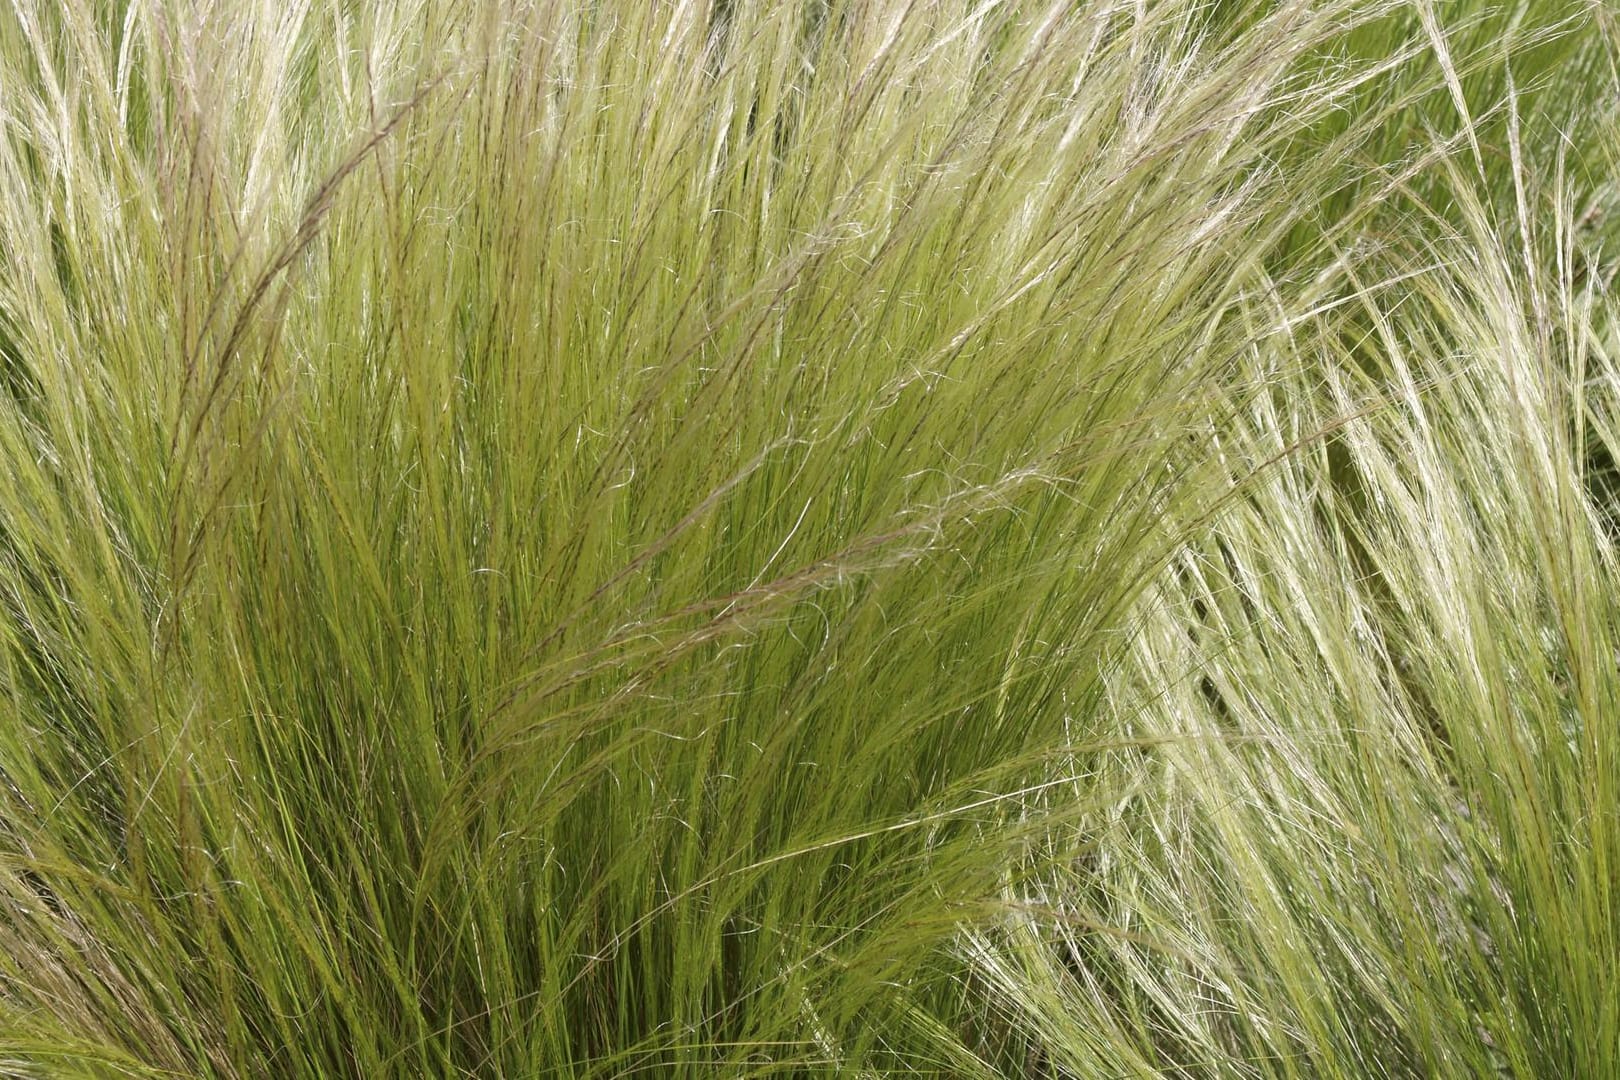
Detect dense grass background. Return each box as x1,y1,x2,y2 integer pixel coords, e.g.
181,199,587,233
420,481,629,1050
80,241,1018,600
0,0,1616,1075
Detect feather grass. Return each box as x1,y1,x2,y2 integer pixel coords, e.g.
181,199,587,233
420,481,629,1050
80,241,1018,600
0,0,1614,1075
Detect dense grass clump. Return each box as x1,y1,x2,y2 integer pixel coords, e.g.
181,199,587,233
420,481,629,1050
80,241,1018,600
0,0,1615,1075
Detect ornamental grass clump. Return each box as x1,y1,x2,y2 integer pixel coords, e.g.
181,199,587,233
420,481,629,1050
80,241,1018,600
0,0,1615,1076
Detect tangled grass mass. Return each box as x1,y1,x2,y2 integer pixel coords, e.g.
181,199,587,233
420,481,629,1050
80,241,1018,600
1,0,1618,1075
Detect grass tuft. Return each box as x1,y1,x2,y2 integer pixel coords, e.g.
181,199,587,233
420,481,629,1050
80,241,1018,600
0,0,1616,1075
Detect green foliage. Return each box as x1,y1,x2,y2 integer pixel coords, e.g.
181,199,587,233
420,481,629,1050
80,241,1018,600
0,1,1614,1076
